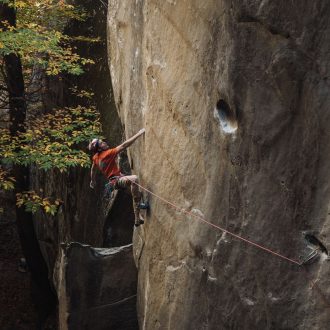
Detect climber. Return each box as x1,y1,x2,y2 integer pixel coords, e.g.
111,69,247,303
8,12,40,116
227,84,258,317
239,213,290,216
88,128,146,227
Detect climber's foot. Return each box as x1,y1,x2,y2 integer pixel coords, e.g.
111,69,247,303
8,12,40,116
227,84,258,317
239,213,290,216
138,201,150,210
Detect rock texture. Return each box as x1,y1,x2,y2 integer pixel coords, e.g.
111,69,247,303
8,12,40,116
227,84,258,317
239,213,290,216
58,243,138,330
107,1,330,329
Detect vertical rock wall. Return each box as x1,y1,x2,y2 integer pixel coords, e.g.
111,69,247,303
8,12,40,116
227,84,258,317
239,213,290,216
107,1,330,329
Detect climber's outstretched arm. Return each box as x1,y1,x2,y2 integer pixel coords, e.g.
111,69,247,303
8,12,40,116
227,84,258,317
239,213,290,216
116,128,145,153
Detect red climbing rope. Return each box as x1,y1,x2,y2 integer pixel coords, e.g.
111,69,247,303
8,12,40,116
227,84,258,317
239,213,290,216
128,178,302,266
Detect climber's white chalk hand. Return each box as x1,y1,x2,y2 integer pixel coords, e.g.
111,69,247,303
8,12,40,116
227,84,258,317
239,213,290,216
138,128,145,135
90,180,95,189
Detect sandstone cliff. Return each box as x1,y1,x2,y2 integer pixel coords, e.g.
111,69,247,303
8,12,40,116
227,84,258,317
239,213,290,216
107,1,330,329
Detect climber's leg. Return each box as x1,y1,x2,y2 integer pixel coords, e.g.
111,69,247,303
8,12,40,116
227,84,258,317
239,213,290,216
117,175,144,226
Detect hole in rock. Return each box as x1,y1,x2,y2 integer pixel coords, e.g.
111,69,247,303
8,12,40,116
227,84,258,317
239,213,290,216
214,99,238,134
304,233,328,255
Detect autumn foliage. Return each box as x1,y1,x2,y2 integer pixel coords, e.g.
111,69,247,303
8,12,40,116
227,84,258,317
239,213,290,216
0,0,102,215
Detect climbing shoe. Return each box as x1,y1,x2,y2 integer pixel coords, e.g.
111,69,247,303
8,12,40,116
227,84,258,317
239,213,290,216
138,201,150,210
134,219,144,227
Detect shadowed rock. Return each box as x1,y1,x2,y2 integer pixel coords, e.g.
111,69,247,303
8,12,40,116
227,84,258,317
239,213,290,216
58,242,138,330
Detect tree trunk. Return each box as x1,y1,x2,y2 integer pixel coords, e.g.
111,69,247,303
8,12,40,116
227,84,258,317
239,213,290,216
0,3,57,328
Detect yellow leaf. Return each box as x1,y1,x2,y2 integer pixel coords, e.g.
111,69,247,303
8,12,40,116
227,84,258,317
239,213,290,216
15,1,28,8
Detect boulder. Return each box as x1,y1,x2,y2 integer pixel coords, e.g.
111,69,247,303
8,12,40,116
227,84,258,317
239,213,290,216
58,243,138,330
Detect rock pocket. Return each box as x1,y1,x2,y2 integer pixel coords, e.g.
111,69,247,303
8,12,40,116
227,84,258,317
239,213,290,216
214,99,238,134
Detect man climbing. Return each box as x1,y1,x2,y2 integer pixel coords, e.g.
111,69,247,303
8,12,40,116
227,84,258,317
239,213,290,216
88,128,146,226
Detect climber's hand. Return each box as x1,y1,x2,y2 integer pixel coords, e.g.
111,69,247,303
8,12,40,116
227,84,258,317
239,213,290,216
90,180,96,189
138,128,145,136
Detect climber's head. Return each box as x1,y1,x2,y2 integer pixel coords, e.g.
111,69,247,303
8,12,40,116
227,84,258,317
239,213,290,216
88,138,109,153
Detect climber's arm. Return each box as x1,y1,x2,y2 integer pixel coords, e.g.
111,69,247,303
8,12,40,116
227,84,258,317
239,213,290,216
116,128,145,153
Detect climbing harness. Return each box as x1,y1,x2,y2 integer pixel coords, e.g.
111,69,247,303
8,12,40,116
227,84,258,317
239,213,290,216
103,176,149,213
103,176,122,199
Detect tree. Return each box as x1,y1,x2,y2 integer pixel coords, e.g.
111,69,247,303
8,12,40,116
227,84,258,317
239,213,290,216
0,0,101,214
0,1,101,326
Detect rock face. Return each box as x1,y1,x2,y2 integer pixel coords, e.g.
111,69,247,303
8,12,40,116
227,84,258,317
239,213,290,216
107,1,330,329
58,243,138,330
